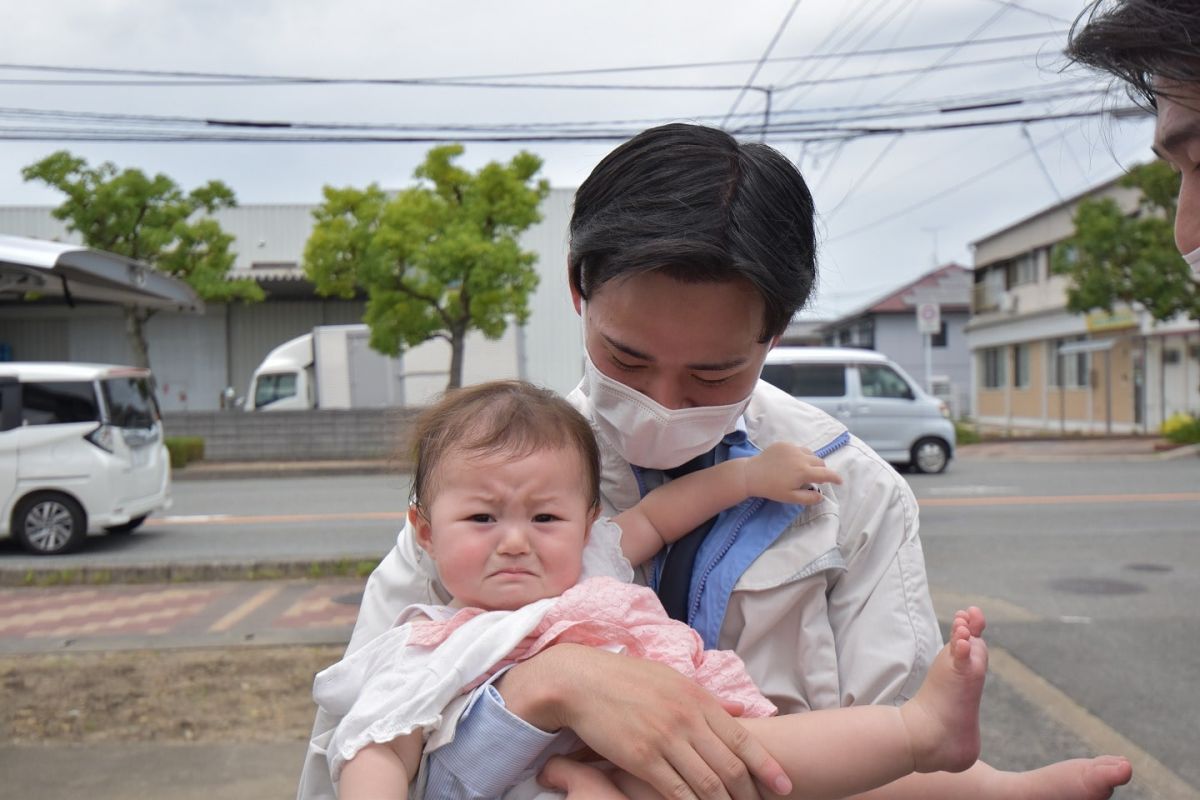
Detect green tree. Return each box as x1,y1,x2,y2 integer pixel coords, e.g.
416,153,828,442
22,151,263,367
1053,160,1200,323
304,144,549,390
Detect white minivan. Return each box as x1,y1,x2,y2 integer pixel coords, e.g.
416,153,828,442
761,347,956,473
0,363,171,554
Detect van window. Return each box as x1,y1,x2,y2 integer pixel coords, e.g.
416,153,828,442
255,372,298,408
761,364,847,397
858,365,914,400
21,381,101,425
101,376,160,429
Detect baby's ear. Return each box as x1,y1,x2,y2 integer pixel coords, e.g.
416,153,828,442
584,505,601,540
409,506,434,556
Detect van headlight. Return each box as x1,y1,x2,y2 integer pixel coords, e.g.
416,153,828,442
938,401,951,419
85,423,116,453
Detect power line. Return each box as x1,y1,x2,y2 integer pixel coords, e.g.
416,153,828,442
722,0,804,127
825,123,1087,242
0,31,1069,86
0,105,1144,145
976,0,1073,26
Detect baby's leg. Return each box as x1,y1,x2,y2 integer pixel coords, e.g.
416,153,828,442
731,607,989,799
897,606,988,773
339,733,422,800
842,756,1133,800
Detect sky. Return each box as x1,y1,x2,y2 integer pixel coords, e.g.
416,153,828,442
0,0,1157,320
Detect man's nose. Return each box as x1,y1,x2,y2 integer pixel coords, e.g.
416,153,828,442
643,373,689,411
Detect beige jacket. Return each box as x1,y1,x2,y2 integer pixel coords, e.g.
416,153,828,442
297,380,942,798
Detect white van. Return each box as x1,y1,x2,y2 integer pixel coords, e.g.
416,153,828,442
761,347,956,473
0,363,171,554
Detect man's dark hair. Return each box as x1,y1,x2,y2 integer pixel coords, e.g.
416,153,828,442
568,123,817,342
1067,0,1200,109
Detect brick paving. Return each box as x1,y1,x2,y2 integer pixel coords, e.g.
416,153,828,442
0,578,364,654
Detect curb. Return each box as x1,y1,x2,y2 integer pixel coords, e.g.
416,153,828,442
0,558,382,588
173,460,398,481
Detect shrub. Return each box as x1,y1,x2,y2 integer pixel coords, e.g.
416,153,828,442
165,436,205,468
954,419,982,445
1161,413,1200,445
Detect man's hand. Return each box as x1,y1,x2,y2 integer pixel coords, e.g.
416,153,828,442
741,442,842,505
495,644,792,800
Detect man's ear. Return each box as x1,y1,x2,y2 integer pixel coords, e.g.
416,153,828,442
409,506,435,557
768,334,782,350
568,260,583,315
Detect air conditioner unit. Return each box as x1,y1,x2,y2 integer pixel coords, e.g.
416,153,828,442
1000,292,1018,313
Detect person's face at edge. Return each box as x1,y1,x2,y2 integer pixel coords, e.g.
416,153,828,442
572,269,778,411
1151,79,1200,256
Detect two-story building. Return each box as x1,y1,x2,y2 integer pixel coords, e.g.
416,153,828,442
819,263,973,418
966,172,1199,434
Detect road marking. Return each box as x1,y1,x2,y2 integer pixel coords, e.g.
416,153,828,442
930,589,1040,623
918,491,1200,508
208,585,284,633
923,485,1022,496
989,647,1198,800
149,511,406,526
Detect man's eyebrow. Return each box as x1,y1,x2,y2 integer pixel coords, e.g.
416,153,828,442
1154,120,1200,159
600,334,748,371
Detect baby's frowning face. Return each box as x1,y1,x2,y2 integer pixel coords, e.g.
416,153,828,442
411,445,596,611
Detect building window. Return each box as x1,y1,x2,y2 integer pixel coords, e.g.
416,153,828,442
1013,344,1030,388
982,347,1006,389
1007,252,1039,287
1049,337,1090,388
931,321,947,348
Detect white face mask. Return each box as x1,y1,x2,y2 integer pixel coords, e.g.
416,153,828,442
1184,246,1200,282
579,302,754,469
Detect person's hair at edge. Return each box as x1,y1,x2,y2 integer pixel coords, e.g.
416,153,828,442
409,380,602,517
1066,0,1200,109
568,123,818,342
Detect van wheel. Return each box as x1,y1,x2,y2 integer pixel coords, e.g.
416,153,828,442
105,515,148,535
13,493,87,555
911,438,950,474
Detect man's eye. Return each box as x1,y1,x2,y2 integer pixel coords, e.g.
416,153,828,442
611,355,645,371
695,374,733,386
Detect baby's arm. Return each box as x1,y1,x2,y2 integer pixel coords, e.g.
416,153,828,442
338,731,422,800
615,442,842,566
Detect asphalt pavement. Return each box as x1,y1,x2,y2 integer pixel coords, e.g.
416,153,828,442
2,436,1194,800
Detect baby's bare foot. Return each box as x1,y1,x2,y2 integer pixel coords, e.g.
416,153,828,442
901,607,988,774
1001,755,1133,799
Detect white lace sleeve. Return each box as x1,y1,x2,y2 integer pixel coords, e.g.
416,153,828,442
579,517,635,583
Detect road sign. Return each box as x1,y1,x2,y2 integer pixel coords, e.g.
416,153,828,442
916,302,941,335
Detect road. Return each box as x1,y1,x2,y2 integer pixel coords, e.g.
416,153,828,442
1,456,1197,794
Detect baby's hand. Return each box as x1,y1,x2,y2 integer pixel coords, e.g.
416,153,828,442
742,442,843,505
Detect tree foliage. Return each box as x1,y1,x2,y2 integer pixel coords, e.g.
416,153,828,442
21,151,263,367
1052,160,1199,322
304,144,550,390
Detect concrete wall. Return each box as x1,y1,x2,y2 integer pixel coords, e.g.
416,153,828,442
163,408,421,462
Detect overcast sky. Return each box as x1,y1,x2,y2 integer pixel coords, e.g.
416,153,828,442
0,0,1155,319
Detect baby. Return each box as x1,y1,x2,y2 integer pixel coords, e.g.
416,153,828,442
312,380,1112,799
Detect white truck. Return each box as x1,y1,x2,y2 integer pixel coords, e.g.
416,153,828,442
245,324,520,411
